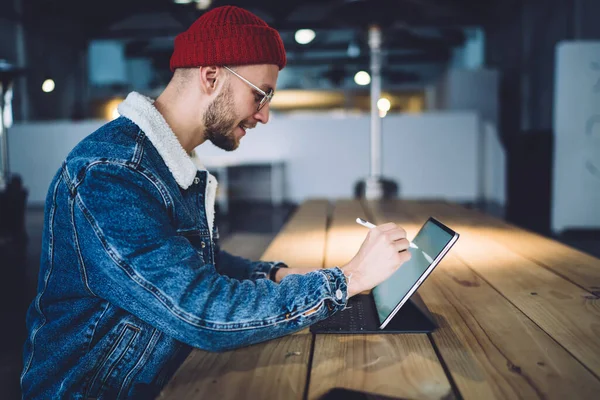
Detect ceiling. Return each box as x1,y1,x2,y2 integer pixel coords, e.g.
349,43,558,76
7,0,521,89
16,0,517,31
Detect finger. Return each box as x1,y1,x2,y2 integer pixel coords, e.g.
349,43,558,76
396,249,412,264
393,238,410,252
385,228,407,242
375,222,397,232
395,251,412,268
390,251,409,267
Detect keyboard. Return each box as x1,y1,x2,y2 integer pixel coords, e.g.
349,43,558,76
311,295,376,332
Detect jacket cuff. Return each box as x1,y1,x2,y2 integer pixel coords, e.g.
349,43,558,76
316,266,348,307
250,261,288,281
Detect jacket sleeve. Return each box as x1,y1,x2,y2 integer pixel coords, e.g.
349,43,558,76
74,162,347,351
214,243,288,281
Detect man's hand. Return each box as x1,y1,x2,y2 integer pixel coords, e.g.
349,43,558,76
274,266,322,283
341,222,411,297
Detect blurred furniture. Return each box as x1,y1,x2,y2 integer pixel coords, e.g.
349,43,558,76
160,199,600,399
506,131,553,235
0,175,28,235
0,61,28,235
203,157,285,214
354,177,398,199
552,42,600,234
0,62,28,350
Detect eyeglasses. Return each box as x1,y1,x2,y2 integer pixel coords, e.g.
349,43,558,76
223,66,274,112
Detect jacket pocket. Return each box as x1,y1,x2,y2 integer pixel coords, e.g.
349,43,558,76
180,230,212,265
86,323,140,398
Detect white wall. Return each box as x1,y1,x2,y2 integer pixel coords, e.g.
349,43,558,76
552,41,600,233
482,122,506,206
436,68,499,125
8,120,105,204
382,113,480,200
8,111,500,206
432,68,505,205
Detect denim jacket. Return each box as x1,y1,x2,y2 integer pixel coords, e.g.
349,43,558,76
21,92,349,399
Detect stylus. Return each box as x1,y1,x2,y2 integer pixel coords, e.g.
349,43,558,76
355,218,419,249
356,217,436,263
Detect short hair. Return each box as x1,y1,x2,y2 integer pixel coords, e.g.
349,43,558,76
172,67,232,93
172,68,197,91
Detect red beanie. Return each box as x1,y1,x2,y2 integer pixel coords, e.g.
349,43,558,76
170,6,286,72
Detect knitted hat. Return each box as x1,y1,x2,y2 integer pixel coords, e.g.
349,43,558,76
170,6,286,72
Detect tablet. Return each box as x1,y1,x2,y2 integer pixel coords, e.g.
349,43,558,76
373,217,459,329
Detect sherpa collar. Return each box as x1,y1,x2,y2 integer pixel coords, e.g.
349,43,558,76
118,92,218,240
118,91,204,190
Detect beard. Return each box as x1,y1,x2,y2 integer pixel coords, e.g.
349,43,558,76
203,85,241,151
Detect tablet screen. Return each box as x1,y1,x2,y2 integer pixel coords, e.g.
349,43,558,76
372,218,456,326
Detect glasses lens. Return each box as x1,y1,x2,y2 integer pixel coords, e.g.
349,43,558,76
258,90,274,111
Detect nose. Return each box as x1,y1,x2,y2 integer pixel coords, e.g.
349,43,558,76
253,104,270,124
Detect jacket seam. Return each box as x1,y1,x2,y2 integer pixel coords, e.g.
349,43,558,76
87,301,111,353
117,328,162,399
73,166,223,328
73,160,175,219
198,294,338,331
178,228,211,237
317,268,346,306
99,325,140,394
77,197,335,332
71,194,97,297
75,163,332,332
201,171,216,242
76,190,213,328
61,161,76,196
20,173,63,386
131,130,145,168
86,323,139,398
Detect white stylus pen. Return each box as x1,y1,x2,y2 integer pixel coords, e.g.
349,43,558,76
356,217,419,249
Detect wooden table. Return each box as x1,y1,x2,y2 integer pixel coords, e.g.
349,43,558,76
159,199,600,400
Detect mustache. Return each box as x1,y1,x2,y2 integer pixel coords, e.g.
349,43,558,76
239,121,257,129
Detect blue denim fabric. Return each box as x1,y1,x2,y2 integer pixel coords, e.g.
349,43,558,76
21,116,348,399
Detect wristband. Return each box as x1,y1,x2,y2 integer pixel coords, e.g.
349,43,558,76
269,266,281,282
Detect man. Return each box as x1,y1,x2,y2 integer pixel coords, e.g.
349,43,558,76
21,6,411,399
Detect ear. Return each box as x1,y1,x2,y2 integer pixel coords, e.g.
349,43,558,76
198,66,221,95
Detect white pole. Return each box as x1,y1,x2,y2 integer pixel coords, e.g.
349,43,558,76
0,80,9,190
365,24,383,200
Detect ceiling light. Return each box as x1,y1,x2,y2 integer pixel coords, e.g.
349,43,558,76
377,97,391,112
195,0,212,9
354,71,371,85
42,79,55,93
173,0,193,4
295,29,316,45
104,98,124,121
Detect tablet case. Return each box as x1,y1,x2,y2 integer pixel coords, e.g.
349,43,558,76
310,291,437,334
